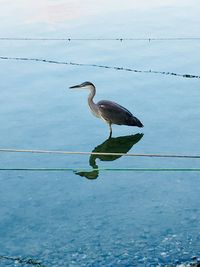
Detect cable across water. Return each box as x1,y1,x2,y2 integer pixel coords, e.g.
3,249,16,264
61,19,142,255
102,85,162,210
0,148,200,158
0,56,200,79
1,37,200,41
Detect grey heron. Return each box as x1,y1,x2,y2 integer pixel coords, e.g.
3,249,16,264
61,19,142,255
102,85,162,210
69,81,143,137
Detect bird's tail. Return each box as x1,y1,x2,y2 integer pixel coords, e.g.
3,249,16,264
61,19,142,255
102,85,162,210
129,116,144,128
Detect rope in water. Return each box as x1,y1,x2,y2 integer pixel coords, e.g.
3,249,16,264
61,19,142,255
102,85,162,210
0,168,200,172
0,255,46,267
1,37,200,41
0,148,200,159
0,56,199,79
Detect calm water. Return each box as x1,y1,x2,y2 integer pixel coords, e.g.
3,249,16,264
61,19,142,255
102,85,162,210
0,1,200,266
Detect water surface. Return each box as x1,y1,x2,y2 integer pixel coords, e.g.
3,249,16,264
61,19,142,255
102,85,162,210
0,0,200,266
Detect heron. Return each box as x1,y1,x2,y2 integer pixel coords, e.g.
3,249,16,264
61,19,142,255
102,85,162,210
69,81,143,137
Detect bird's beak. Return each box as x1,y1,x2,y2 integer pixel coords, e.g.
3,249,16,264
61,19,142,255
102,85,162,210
69,84,81,89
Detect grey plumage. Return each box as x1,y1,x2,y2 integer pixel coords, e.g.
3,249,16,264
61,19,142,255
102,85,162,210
69,81,143,137
98,100,143,127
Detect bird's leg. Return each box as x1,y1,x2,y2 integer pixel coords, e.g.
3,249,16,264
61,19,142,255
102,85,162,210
108,123,112,138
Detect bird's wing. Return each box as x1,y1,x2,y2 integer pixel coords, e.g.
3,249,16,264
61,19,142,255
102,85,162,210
97,100,134,125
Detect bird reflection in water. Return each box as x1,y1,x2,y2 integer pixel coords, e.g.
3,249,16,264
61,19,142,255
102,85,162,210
75,133,143,179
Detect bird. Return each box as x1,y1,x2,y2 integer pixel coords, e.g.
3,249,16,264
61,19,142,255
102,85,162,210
69,81,143,137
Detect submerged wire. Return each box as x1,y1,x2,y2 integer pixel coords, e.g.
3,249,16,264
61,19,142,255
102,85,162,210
1,149,199,172
0,168,200,172
0,255,46,267
0,56,199,79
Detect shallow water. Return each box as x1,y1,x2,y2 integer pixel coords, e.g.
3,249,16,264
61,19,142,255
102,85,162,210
0,1,200,266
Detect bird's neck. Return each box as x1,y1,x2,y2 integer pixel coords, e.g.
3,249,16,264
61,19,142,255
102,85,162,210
87,85,99,117
87,84,95,100
87,85,96,107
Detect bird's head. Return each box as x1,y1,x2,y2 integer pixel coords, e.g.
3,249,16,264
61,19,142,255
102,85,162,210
69,81,95,90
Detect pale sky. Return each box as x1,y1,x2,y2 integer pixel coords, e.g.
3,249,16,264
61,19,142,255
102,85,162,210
0,0,198,36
